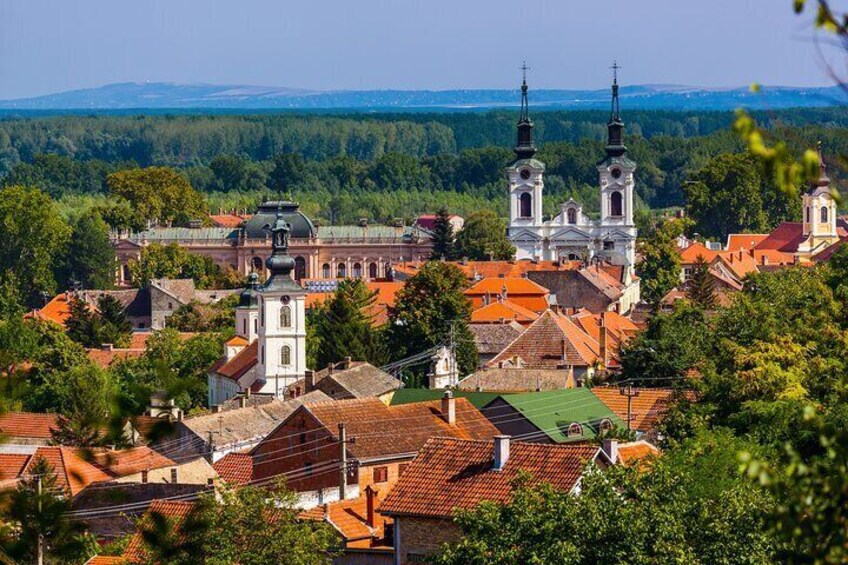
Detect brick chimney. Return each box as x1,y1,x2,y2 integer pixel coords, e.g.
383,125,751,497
365,485,378,527
441,390,456,426
493,435,510,471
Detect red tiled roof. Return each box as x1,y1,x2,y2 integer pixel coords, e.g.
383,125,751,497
85,557,126,565
22,447,112,496
678,242,719,264
726,234,769,251
209,213,252,228
87,348,145,369
590,387,693,431
713,250,759,280
754,222,806,252
393,260,582,281
124,500,197,561
299,490,392,546
0,412,59,440
0,453,30,481
617,440,661,469
414,214,461,232
812,239,848,262
89,447,175,477
213,452,254,486
225,335,249,347
379,437,598,518
212,340,258,381
471,300,540,324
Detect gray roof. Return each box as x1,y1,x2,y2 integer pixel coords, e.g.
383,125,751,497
126,227,238,243
458,368,574,393
314,362,403,399
505,158,546,171
242,201,317,240
316,225,431,243
468,322,525,355
180,390,331,449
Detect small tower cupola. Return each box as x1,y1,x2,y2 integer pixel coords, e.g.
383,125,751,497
514,62,537,160
810,140,831,194
605,61,627,158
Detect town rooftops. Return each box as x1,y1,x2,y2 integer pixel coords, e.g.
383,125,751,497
213,452,254,486
210,339,258,381
299,487,392,548
483,388,626,443
678,241,719,264
123,500,197,562
471,299,540,324
378,437,599,519
726,233,769,251
0,412,59,442
309,361,402,400
19,447,112,496
468,321,525,355
591,387,693,432
458,367,575,393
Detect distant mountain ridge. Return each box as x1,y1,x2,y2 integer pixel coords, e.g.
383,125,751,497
0,81,845,111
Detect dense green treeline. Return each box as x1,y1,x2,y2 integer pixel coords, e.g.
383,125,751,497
1,109,846,226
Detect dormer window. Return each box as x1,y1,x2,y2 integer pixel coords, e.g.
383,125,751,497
567,208,577,224
567,422,583,438
520,169,531,180
599,418,613,434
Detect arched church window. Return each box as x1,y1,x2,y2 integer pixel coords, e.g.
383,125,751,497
322,263,331,279
337,263,347,278
280,305,291,328
280,345,291,366
368,262,378,279
567,208,577,224
519,192,532,218
821,206,829,223
353,263,363,278
610,191,623,217
294,257,306,281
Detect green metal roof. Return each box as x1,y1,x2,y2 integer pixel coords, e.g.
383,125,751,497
389,388,505,410
127,227,238,242
505,158,546,172
487,388,625,443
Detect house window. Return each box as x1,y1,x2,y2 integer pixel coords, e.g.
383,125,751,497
300,432,307,444
281,345,291,366
519,192,532,218
821,206,829,223
294,257,307,281
260,299,265,326
260,346,265,365
603,241,615,251
567,422,583,438
280,305,292,328
305,462,313,477
599,419,613,434
610,191,623,217
322,263,331,278
567,208,577,224
141,470,148,484
373,466,389,483
170,468,178,483
337,263,347,278
122,264,131,282
369,262,378,279
353,263,363,278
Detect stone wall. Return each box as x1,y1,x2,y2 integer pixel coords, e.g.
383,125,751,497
396,516,462,563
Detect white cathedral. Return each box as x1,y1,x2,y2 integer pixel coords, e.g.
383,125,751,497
506,69,637,272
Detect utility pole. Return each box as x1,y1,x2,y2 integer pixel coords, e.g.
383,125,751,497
338,423,355,501
619,384,640,431
36,476,44,565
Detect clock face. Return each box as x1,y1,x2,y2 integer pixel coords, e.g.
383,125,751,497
520,169,531,180
611,168,622,180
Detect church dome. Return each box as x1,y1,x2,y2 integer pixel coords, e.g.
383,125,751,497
242,201,317,240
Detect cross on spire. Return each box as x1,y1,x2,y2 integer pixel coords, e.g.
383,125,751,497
610,61,621,85
609,61,621,123
521,61,530,85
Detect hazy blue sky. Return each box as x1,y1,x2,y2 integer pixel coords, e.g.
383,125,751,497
0,0,839,99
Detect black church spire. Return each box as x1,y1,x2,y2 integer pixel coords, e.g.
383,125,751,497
605,61,627,158
514,62,536,160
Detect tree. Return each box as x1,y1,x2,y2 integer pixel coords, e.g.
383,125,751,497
312,279,386,368
267,153,307,196
685,255,717,310
0,185,71,307
430,207,456,260
107,166,207,228
128,243,229,289
134,482,339,565
637,218,687,304
387,262,478,378
48,364,117,447
167,294,239,333
65,295,98,348
0,456,93,563
96,294,133,347
453,210,514,261
65,210,116,290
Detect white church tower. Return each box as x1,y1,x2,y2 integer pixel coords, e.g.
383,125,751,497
799,141,839,255
235,272,260,342
256,209,307,397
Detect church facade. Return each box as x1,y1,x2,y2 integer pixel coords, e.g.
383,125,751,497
506,70,638,274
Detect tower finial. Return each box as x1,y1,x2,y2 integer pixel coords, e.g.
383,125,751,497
521,61,529,85
605,62,626,158
514,62,536,159
609,61,621,122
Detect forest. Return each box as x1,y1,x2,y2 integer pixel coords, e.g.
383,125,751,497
1,107,847,225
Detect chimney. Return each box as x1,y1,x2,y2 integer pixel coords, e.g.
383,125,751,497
602,438,619,465
493,435,510,471
365,485,378,527
441,390,456,426
343,356,352,369
238,396,247,409
305,370,315,391
211,404,223,414
101,343,114,352
245,387,251,399
599,313,608,368
327,362,334,375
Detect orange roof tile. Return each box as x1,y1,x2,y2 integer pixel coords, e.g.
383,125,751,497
22,447,112,496
124,500,197,561
726,234,769,251
393,260,582,281
89,447,175,477
0,453,30,481
299,489,392,546
590,387,694,431
225,335,249,347
27,293,79,326
0,412,59,440
212,340,258,381
713,250,759,280
85,557,126,565
751,249,795,266
465,277,549,297
87,348,145,369
379,437,598,518
213,452,254,486
471,300,540,324
209,213,252,228
678,242,719,264
617,440,661,469
753,222,806,252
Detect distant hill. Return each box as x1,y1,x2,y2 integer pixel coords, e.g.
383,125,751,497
0,81,846,112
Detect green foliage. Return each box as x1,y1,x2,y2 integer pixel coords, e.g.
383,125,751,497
684,153,798,238
685,254,717,309
65,295,132,348
0,456,94,563
167,293,240,333
134,482,339,565
636,218,687,304
430,207,455,260
106,166,207,228
64,209,116,290
453,210,514,261
387,262,477,377
311,279,387,368
128,243,241,290
0,185,71,307
48,364,117,447
436,431,777,565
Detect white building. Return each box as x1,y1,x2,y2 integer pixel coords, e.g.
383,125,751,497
506,68,637,274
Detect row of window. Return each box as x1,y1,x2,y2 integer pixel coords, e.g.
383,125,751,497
249,257,387,280
806,205,830,223
517,191,623,219
565,419,614,438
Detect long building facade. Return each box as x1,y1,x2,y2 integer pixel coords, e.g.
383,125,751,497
113,202,434,285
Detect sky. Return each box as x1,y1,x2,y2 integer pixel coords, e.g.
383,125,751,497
0,0,841,99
